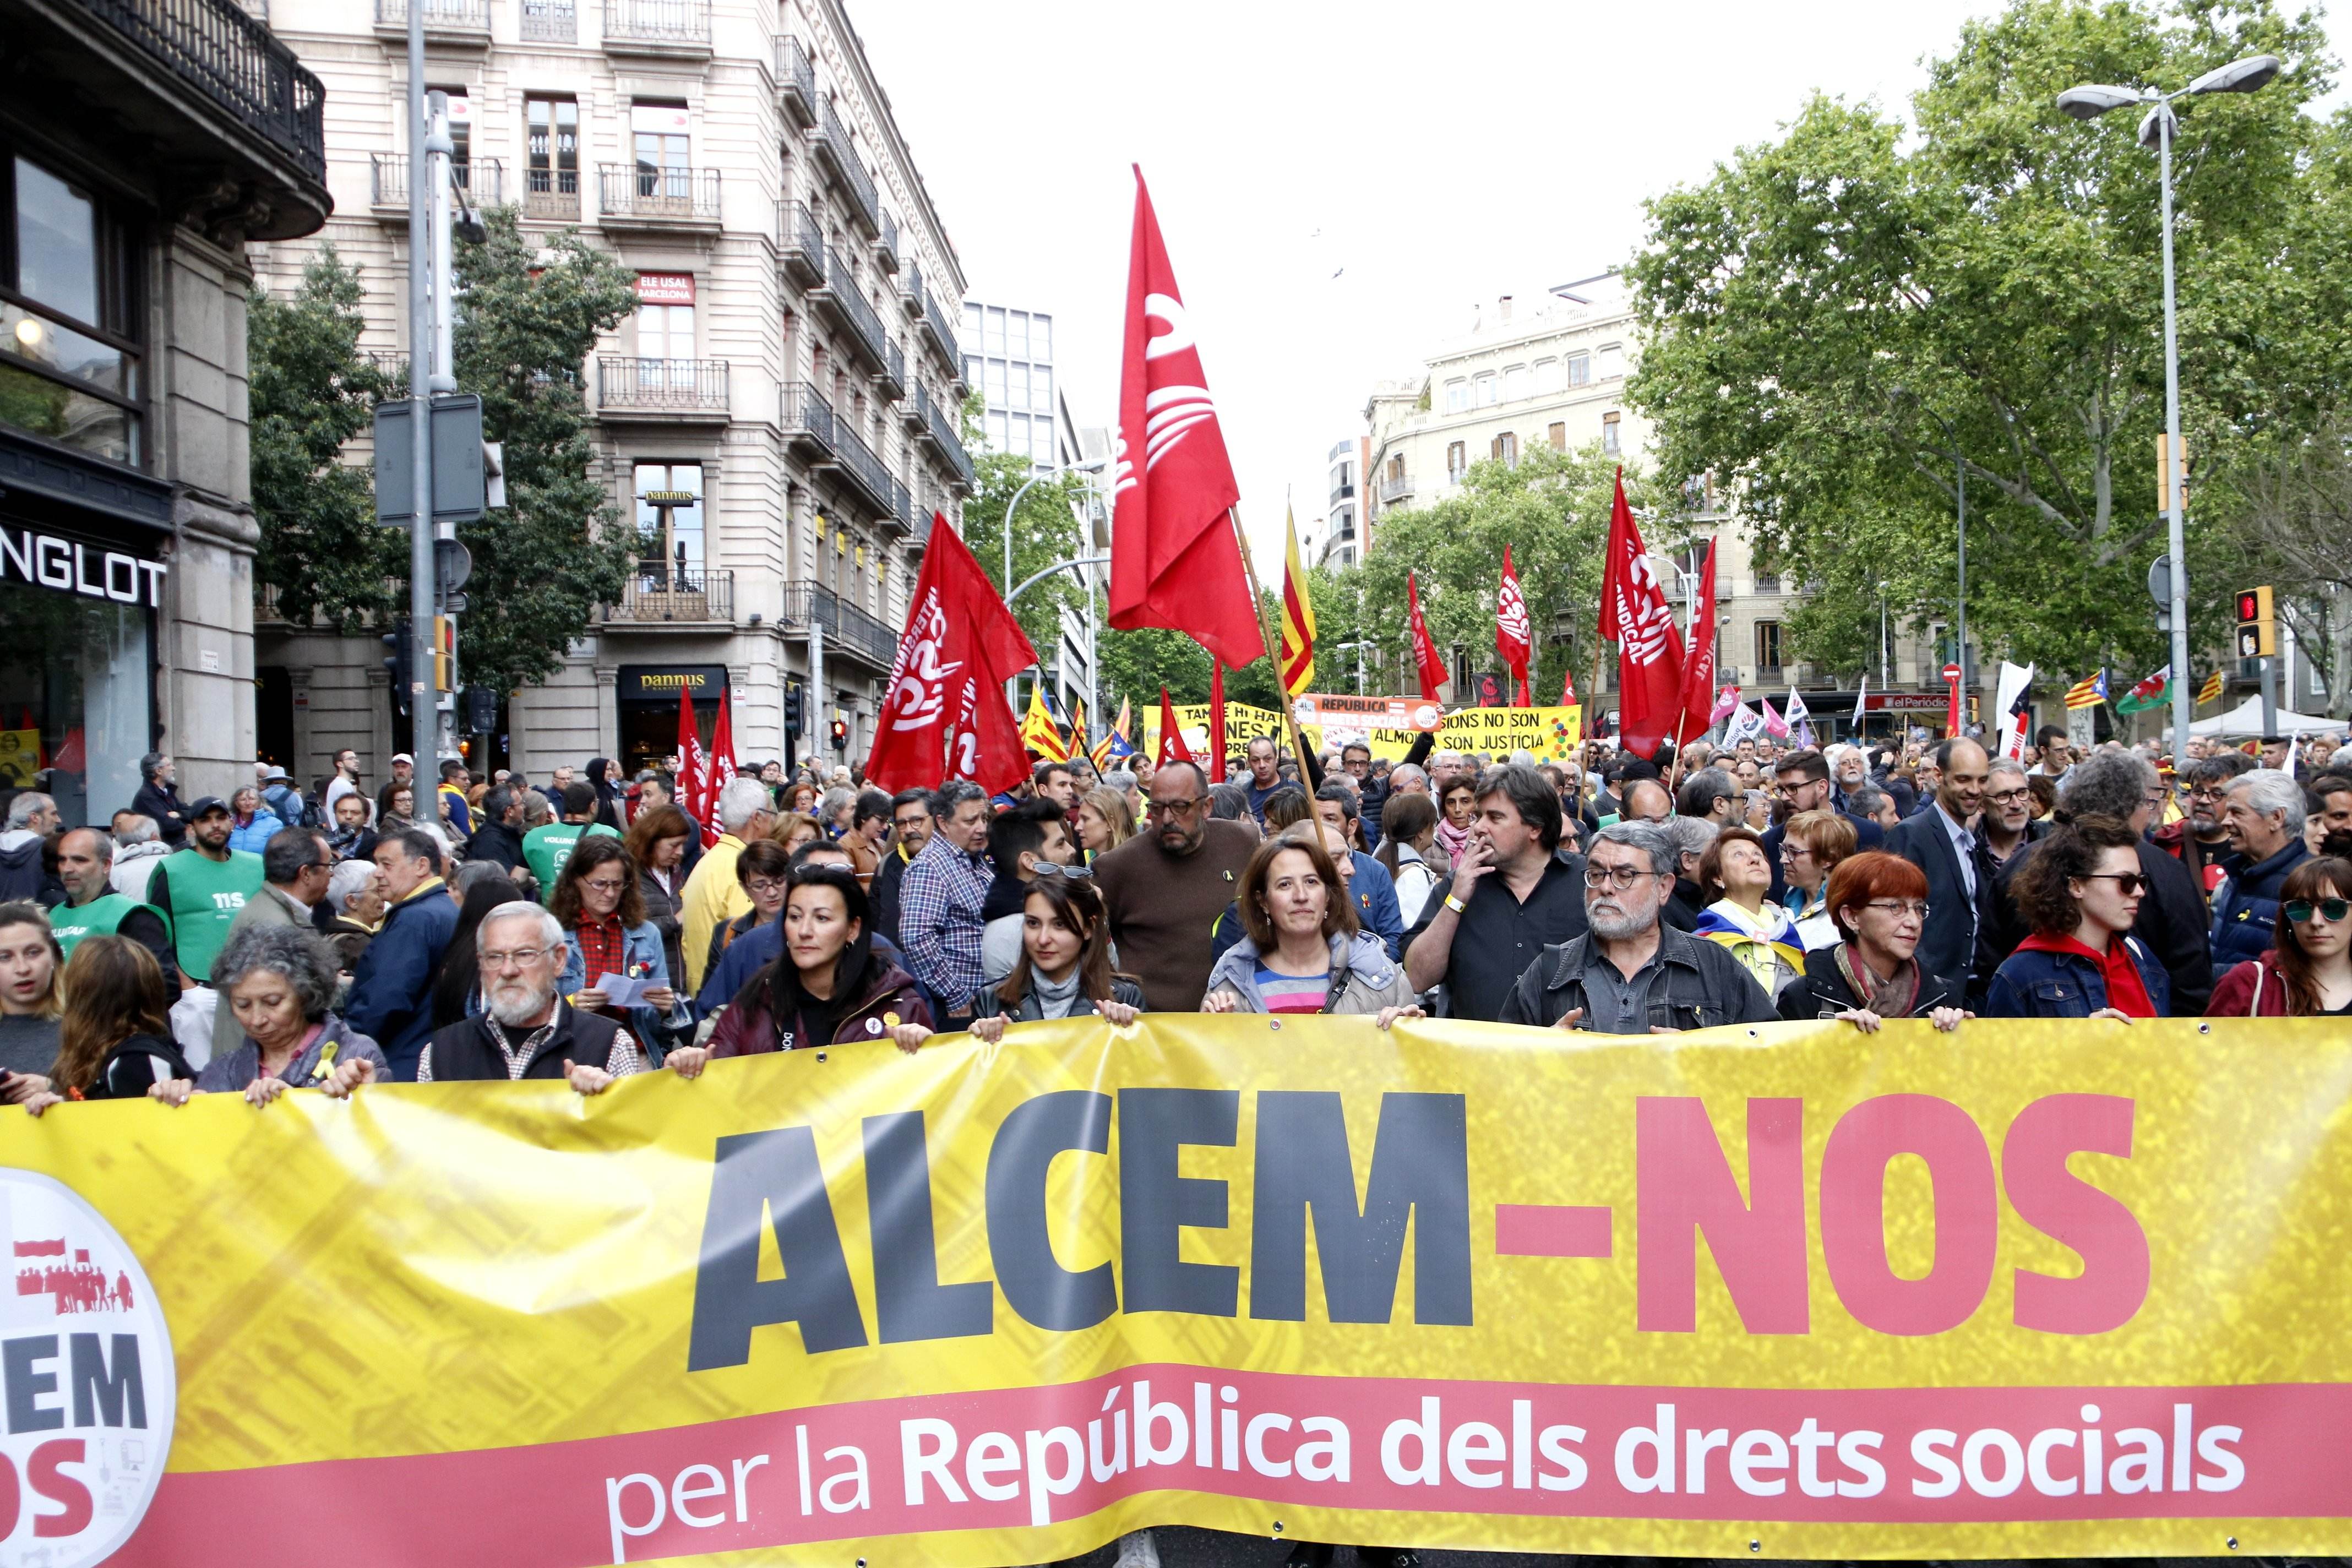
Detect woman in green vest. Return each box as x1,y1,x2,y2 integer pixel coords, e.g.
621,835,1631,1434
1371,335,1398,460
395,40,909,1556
0,902,63,1087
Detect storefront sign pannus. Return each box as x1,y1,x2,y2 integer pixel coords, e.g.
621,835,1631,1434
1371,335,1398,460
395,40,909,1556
616,665,728,702
0,524,166,606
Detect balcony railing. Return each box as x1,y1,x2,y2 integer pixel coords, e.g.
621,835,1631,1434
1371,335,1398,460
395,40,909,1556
81,0,328,179
777,200,822,287
905,264,960,371
1378,473,1412,503
373,0,488,32
597,164,721,224
875,209,899,275
875,336,906,401
371,154,502,209
812,95,879,237
916,386,973,489
775,35,814,126
814,247,890,370
782,379,837,453
783,581,899,668
524,166,580,221
597,356,729,412
829,413,894,518
519,0,574,40
602,0,710,46
884,477,915,537
609,568,733,624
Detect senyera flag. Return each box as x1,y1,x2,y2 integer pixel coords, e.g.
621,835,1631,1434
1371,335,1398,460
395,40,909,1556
1408,570,1446,703
1108,167,1264,671
865,512,1038,798
1495,545,1532,707
1597,470,1684,758
1676,536,1720,743
1278,507,1316,699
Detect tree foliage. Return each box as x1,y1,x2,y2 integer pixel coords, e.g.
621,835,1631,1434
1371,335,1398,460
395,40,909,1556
1625,0,2338,687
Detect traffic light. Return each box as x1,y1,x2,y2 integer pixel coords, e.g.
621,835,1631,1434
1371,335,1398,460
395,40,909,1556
382,618,412,720
2235,585,2276,659
432,616,456,692
464,684,499,735
829,717,848,752
784,685,805,737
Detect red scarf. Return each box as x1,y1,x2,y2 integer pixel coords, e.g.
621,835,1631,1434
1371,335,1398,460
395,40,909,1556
2017,931,2155,1017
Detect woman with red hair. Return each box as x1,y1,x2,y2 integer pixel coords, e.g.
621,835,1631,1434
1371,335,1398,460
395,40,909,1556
1778,851,1969,1031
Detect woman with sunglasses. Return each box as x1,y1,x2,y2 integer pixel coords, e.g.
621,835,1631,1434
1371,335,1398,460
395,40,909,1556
1777,852,1968,1030
2207,857,2352,1015
1984,815,2171,1020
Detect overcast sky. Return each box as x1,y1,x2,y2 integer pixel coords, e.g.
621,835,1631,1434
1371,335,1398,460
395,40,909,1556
851,1,2334,569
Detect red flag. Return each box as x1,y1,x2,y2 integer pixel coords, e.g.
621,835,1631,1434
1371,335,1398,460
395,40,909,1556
1155,687,1195,769
1407,570,1446,703
1598,470,1685,758
1677,536,1721,741
706,685,738,845
1495,545,1532,706
1209,661,1228,777
864,513,1039,797
1108,168,1265,669
1560,667,1578,707
675,683,707,841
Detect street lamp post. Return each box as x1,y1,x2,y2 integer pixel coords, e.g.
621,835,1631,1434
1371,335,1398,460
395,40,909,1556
2059,53,2281,767
998,455,1109,712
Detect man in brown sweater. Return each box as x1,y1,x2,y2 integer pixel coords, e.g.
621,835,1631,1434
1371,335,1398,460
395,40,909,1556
1095,759,1259,1011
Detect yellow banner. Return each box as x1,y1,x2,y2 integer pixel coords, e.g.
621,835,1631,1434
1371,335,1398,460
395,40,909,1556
6,1017,2352,1566
1144,703,1585,765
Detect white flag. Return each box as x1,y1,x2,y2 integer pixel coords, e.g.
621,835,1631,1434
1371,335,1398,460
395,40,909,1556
1850,676,1868,729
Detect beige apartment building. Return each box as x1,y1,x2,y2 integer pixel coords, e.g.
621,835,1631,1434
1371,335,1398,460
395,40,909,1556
247,0,973,782
1363,273,1961,738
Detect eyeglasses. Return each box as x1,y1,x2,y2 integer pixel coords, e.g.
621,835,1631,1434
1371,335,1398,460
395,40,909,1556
1861,899,1931,921
2081,873,2149,897
1033,862,1094,880
1988,787,2032,805
1584,864,1664,890
1146,797,1206,818
481,945,557,969
581,878,627,894
2286,897,2351,924
744,876,787,897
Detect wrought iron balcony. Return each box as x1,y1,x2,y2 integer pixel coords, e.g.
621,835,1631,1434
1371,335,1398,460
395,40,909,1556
597,164,721,227
775,34,814,126
883,477,914,538
608,567,733,625
373,0,488,37
781,380,838,459
78,0,328,182
371,155,502,212
777,200,823,287
874,337,906,402
918,282,961,375
900,259,927,319
601,0,709,52
812,246,890,372
519,0,574,40
782,581,899,669
875,209,899,275
914,386,973,491
828,412,894,519
524,167,581,221
1378,472,1412,503
597,356,729,417
812,95,879,237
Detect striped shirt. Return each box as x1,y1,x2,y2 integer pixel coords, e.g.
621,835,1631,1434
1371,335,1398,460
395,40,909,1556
1254,965,1330,1014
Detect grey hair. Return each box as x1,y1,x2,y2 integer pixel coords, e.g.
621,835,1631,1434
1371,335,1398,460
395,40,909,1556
1592,820,1678,876
5,793,55,830
59,827,112,866
1848,785,1889,819
1988,757,2029,784
818,785,857,823
716,775,773,833
476,902,563,955
210,923,339,1022
115,815,160,845
1389,763,1429,792
1102,769,1137,794
328,858,376,911
2227,768,2306,824
453,859,510,896
520,792,554,828
932,780,987,816
2058,750,2157,820
1663,814,1719,864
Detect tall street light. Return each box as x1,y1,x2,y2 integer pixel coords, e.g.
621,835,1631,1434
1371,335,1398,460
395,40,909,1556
1000,454,1109,711
2058,52,2280,767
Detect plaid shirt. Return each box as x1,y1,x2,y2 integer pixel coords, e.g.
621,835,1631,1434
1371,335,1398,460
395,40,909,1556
575,913,629,988
897,830,993,1012
417,1001,643,1081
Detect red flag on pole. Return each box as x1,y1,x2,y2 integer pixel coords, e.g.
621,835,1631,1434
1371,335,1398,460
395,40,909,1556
1208,661,1228,778
1598,469,1685,758
1678,536,1721,739
1495,545,1532,707
674,682,707,842
864,513,1039,797
1107,168,1265,670
705,685,738,845
1560,666,1578,707
1407,570,1445,703
1155,687,1195,769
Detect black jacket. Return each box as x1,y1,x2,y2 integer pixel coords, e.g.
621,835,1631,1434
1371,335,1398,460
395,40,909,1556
972,976,1146,1022
1883,806,1991,1001
1978,835,2215,1015
1777,945,1967,1021
88,1032,194,1099
0,834,60,907
424,1003,624,1081
1663,875,1706,933
870,844,914,944
465,818,526,872
132,780,190,847
1498,924,1778,1032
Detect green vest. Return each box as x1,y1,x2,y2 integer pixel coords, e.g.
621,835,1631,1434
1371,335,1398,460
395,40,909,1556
47,894,145,959
161,848,266,985
524,821,618,903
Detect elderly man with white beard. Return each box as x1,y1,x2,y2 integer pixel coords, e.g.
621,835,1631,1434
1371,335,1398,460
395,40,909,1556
417,903,711,1088
1499,821,1777,1032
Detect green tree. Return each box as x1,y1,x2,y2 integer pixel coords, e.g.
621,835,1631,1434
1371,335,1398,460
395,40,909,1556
957,405,1093,661
248,247,399,629
449,207,641,691
1625,0,2333,686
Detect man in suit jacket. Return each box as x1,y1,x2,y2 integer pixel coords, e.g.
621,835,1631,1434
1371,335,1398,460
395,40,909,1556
1883,737,1992,1001
210,829,334,1055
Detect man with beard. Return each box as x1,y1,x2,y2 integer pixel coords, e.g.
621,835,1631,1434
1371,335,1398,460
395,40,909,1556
419,902,679,1089
1885,737,1993,1000
145,797,265,990
2154,752,2253,896
1096,759,1257,1011
1500,821,1774,1030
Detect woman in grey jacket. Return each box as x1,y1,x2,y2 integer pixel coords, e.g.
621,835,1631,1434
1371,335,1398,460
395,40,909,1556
1201,826,1423,1025
966,875,1143,1042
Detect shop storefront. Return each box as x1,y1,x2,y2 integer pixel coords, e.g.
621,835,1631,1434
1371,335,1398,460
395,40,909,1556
0,431,170,826
615,663,726,776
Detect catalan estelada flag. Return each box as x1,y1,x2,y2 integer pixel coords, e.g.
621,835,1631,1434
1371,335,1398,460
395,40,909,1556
1091,698,1134,769
1020,685,1068,763
2064,671,2108,710
1277,505,1316,699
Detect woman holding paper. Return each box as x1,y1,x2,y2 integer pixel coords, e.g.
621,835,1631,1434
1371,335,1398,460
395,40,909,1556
551,837,682,1057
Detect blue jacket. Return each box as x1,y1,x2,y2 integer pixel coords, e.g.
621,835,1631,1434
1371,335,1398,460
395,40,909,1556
262,782,309,829
1984,935,2171,1019
559,918,679,1052
343,881,459,1079
227,808,285,856
2209,841,2311,972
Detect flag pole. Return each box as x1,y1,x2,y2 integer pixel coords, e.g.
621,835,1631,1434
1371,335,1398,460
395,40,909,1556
1227,506,1315,780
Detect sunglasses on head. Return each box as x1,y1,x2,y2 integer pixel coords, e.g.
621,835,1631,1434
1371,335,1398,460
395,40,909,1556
2286,897,2351,924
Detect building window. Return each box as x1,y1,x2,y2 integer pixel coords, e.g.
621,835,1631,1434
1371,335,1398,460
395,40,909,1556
631,101,691,198
1446,440,1466,483
1386,455,1405,482
633,275,694,369
1598,343,1626,379
1754,570,1782,594
1547,422,1566,452
1502,364,1530,402
1491,432,1517,467
1534,358,1564,394
1474,373,1498,406
1755,620,1783,672
1566,352,1591,386
527,96,579,200
633,462,704,584
1602,411,1620,454
1,155,141,465
1445,379,1468,413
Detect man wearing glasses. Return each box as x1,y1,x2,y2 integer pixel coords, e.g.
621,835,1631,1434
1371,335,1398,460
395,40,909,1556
344,827,460,1080
420,903,684,1089
1402,765,1591,1021
898,781,998,1027
2154,753,2255,896
1096,760,1258,1011
1499,821,1775,1031
1979,760,2043,873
